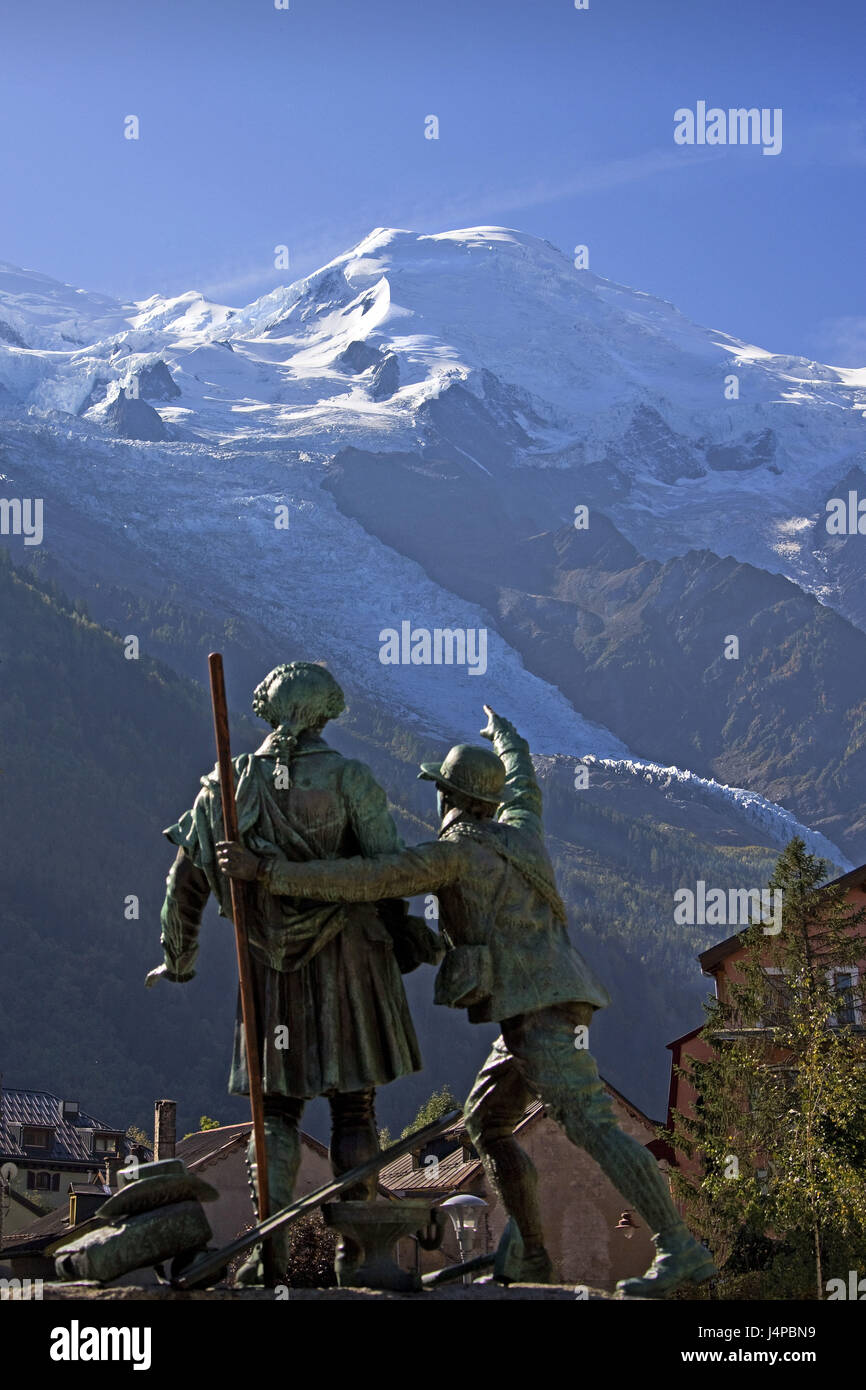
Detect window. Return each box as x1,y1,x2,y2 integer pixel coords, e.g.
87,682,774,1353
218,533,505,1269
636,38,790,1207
93,1134,118,1154
22,1170,58,1194
21,1126,54,1149
759,969,791,1027
829,968,861,1028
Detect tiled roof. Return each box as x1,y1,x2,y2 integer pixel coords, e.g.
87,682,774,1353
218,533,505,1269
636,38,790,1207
379,1143,482,1194
3,1182,113,1255
378,1100,545,1195
0,1088,138,1167
2,1202,73,1252
177,1123,250,1169
599,1079,663,1131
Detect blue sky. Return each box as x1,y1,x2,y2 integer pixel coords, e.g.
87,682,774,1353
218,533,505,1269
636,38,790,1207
2,0,863,360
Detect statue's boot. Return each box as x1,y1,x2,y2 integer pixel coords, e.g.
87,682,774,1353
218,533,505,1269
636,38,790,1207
464,1046,554,1284
616,1224,718,1299
479,1139,554,1283
493,1217,554,1285
328,1088,378,1280
551,1073,716,1298
235,1109,301,1287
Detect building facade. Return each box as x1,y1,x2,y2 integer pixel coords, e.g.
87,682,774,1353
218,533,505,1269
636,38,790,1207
0,1087,147,1238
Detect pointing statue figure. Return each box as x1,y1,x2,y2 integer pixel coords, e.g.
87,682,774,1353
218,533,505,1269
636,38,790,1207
219,703,717,1297
149,662,437,1284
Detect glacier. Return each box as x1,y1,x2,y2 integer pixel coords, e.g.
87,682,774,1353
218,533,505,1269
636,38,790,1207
1,225,862,870
582,757,852,871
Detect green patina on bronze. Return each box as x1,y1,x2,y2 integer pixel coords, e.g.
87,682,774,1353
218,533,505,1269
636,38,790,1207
151,661,446,1285
54,1161,217,1285
157,662,425,1100
261,711,610,1022
238,705,716,1298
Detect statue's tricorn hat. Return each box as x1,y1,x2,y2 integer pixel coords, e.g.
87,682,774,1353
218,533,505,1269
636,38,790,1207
418,744,510,807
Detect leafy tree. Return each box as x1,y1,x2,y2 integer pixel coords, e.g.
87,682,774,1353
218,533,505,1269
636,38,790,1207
400,1084,459,1139
669,838,866,1298
181,1116,221,1141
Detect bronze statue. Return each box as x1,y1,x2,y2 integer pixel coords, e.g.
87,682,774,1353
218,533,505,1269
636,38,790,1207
219,704,717,1297
148,662,433,1283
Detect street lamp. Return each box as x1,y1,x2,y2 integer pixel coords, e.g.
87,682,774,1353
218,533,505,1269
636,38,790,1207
440,1193,488,1283
615,1210,638,1238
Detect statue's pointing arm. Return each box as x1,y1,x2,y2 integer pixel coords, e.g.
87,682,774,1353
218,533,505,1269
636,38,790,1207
481,707,544,837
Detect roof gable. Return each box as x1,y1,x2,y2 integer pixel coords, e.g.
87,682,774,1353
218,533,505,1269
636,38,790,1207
177,1122,328,1171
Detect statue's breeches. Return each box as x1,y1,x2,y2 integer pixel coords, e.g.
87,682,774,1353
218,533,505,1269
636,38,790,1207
464,1002,677,1244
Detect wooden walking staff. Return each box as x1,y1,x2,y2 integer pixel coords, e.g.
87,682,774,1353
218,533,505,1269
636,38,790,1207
207,653,271,1253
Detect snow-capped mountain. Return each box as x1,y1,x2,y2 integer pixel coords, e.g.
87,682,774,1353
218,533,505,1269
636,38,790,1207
1,227,863,867
3,227,865,591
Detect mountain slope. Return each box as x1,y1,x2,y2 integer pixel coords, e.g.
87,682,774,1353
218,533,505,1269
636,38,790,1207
0,553,792,1121
2,225,865,1119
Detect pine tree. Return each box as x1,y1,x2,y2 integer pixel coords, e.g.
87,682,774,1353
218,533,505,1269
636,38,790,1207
669,839,866,1298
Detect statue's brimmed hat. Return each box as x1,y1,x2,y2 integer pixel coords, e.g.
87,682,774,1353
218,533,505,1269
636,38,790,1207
418,744,509,807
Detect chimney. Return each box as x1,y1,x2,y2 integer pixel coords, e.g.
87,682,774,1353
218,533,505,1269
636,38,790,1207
104,1155,125,1187
154,1100,176,1160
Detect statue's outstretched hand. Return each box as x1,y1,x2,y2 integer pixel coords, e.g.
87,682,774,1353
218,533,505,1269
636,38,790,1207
216,840,260,881
479,704,499,741
145,963,193,988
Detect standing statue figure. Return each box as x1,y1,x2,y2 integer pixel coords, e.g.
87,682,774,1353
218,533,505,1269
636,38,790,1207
219,704,717,1297
148,662,433,1284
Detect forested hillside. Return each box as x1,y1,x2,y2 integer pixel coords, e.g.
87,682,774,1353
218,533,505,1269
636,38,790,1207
0,551,782,1136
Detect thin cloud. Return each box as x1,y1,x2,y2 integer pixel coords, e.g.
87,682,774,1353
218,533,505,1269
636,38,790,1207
201,146,721,305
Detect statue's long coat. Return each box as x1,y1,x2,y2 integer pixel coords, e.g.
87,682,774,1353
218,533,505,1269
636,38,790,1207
159,732,422,1098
